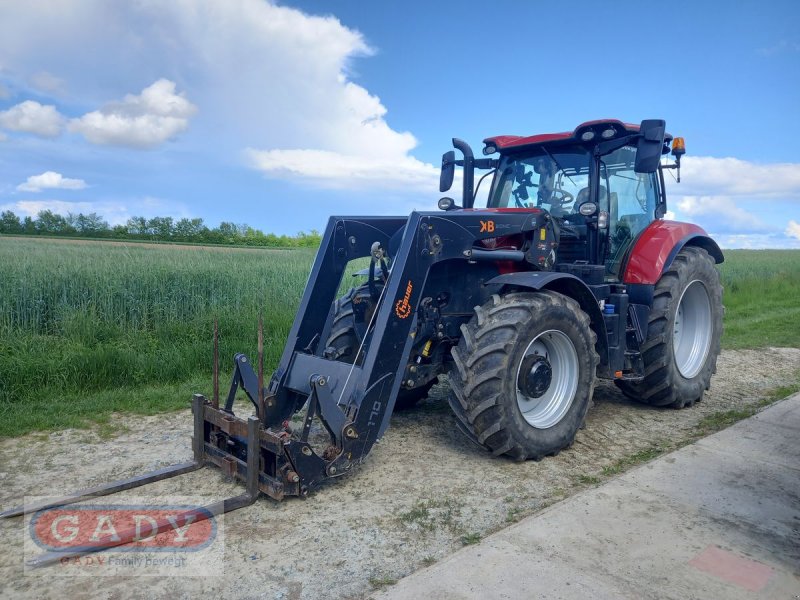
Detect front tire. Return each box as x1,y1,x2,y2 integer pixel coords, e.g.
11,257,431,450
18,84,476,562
448,290,598,460
616,246,723,408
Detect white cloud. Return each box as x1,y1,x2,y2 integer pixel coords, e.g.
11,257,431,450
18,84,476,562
0,197,188,226
16,171,87,192
246,149,439,192
674,195,770,232
712,233,800,250
757,40,800,56
69,79,197,148
665,156,800,241
786,220,800,241
29,71,65,94
0,1,425,190
0,100,64,137
671,156,800,198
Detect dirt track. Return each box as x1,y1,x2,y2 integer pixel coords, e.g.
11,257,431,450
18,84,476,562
1,347,798,599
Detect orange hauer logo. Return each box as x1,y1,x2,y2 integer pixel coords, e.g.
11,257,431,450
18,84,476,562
395,280,413,319
479,220,495,233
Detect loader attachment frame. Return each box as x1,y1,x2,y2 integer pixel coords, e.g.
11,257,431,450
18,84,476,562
222,210,546,498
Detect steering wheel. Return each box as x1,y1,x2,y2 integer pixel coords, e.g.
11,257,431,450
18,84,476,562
551,188,574,206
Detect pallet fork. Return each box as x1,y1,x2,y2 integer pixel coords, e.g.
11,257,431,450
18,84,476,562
1,394,262,567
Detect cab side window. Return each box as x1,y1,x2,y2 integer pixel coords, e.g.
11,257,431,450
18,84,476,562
603,146,659,275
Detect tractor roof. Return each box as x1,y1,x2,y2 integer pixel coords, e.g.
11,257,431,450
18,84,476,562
483,119,672,153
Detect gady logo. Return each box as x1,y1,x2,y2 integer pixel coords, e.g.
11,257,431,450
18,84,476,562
30,504,217,553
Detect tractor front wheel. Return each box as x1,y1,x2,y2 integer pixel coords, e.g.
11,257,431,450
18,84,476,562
448,290,598,460
616,246,723,408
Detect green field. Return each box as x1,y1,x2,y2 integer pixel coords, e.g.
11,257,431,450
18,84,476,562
1,237,314,435
1,237,798,437
716,250,800,349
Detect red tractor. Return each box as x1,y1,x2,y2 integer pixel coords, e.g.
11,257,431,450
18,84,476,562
4,120,724,566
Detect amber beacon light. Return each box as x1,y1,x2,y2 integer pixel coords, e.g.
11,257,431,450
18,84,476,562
670,136,686,181
671,136,686,157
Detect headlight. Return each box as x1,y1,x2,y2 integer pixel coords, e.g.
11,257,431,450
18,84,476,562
581,130,595,142
438,197,455,211
579,202,597,216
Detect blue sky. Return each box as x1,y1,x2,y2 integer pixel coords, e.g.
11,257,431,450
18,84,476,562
0,0,798,247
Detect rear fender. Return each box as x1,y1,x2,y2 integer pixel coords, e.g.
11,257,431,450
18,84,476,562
623,220,724,286
486,272,610,375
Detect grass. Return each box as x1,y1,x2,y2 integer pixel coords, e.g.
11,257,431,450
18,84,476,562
396,498,463,532
601,446,666,476
460,532,481,545
693,409,757,435
368,576,398,589
397,502,431,525
505,506,524,523
762,378,800,403
0,236,798,437
2,375,208,435
718,250,800,349
0,237,318,436
693,371,800,436
575,474,601,485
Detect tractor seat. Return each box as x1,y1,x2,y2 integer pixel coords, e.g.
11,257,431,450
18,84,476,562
575,185,607,212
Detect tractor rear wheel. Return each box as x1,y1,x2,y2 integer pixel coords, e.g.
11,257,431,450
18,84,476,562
448,290,598,460
616,246,723,408
324,286,437,411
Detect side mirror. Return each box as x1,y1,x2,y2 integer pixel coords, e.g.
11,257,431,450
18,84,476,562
440,151,455,192
634,119,666,173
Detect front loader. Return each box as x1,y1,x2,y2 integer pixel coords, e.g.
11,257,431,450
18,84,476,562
3,119,724,565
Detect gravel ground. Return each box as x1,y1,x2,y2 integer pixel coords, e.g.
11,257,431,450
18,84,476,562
1,347,798,599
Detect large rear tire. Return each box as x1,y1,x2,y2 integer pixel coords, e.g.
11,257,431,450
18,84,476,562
448,290,598,460
324,286,437,411
616,246,723,408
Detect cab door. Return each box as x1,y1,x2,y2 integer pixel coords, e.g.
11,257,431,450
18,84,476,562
601,147,660,277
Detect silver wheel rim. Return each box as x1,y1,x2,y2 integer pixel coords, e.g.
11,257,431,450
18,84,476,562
673,280,712,379
516,330,579,429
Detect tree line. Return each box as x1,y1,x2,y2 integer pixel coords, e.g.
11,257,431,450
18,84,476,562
0,209,322,247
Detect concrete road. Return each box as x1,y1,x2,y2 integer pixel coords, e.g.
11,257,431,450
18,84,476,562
375,394,800,599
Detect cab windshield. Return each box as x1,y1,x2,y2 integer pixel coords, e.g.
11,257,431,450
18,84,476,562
486,143,659,276
487,145,591,216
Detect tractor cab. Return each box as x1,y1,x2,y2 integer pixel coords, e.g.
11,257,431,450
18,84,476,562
486,140,661,278
440,119,684,280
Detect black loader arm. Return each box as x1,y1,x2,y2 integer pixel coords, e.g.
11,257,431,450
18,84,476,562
203,209,546,499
